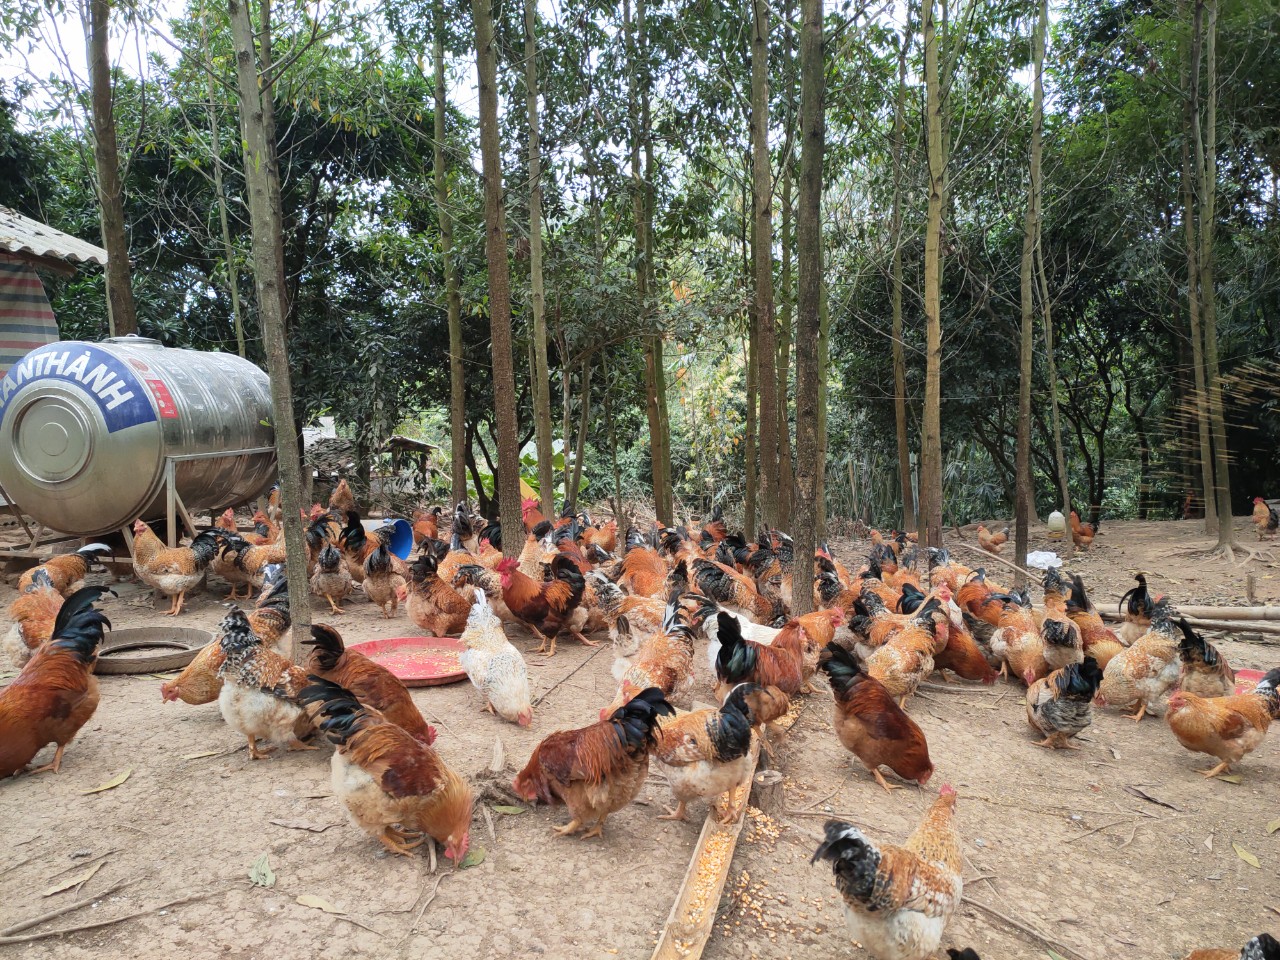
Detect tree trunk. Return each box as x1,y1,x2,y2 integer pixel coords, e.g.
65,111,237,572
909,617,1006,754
201,16,245,357
435,7,467,508
891,25,915,533
1014,0,1045,583
523,0,556,518
84,0,138,337
792,0,823,615
569,362,592,509
777,152,794,530
816,255,829,540
918,0,946,552
751,0,779,531
744,332,758,536
473,0,522,556
605,381,623,519
1181,0,1216,534
227,0,310,658
1193,0,1233,548
257,0,289,330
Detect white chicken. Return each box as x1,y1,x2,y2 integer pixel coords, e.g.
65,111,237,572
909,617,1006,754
458,592,533,726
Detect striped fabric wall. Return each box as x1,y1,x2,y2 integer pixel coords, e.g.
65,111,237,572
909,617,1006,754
0,252,59,377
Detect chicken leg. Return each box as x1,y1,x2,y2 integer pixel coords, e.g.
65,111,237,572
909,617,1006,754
1123,703,1147,723
325,595,346,615
553,818,583,837
571,631,600,648
1198,761,1232,779
378,828,420,856
873,769,904,793
27,743,68,775
658,801,688,822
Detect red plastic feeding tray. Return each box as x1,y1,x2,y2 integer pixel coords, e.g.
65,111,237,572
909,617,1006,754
346,637,468,688
1234,668,1265,696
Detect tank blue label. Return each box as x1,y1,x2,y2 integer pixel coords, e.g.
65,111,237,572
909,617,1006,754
0,343,157,433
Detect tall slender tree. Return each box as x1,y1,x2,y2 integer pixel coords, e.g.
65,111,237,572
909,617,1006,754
524,0,556,517
226,0,311,655
918,0,946,550
751,0,780,530
792,0,824,615
890,22,915,532
435,0,467,507
84,0,137,336
1014,0,1046,580
473,0,521,554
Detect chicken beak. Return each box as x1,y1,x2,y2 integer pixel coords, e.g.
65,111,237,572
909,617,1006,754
517,709,533,727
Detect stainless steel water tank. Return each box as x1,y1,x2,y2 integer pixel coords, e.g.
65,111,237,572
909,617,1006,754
0,336,277,536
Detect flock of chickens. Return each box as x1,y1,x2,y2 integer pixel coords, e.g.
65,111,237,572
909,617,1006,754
2,482,1278,960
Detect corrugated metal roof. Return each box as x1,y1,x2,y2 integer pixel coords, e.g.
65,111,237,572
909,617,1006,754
0,206,108,267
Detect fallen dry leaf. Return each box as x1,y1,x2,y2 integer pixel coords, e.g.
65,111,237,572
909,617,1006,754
1215,774,1243,784
269,819,340,833
1234,843,1261,869
249,853,276,887
491,805,526,816
81,768,132,795
1266,819,1280,835
1123,785,1179,811
297,894,343,914
459,846,486,869
42,860,104,897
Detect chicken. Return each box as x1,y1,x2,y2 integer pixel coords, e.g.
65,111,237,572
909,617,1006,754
1068,510,1095,550
1174,620,1232,701
401,553,472,637
131,521,219,616
363,544,407,618
1185,933,1280,960
617,541,669,598
711,611,804,701
513,686,674,839
223,536,288,591
1095,598,1181,721
580,517,618,555
1038,568,1084,671
987,591,1049,686
948,952,982,960
812,786,963,960
411,505,443,543
4,571,63,668
161,572,291,705
1165,667,1280,778
216,608,315,758
776,608,847,688
591,573,667,657
0,588,112,778
1252,497,1279,540
933,618,998,684
602,604,697,718
1025,656,1103,749
216,507,267,545
458,592,532,727
820,643,933,792
975,525,1008,555
497,554,589,657
309,543,354,615
16,543,112,596
1116,572,1154,645
328,477,358,515
207,531,256,600
691,557,786,625
1064,572,1124,669
522,497,550,532
301,623,436,744
300,677,472,861
651,684,755,822
866,599,949,706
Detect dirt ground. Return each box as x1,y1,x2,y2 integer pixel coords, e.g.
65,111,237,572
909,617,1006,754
1,516,1278,959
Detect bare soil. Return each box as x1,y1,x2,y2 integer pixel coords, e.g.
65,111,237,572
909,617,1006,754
1,517,1277,960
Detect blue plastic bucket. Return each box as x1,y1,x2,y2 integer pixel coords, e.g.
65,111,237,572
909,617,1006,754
360,518,414,559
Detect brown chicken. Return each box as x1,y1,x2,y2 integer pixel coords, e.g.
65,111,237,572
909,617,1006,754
1252,497,1279,540
580,518,619,555
652,685,755,823
1040,568,1084,671
1065,573,1124,669
691,557,786,625
514,686,674,839
1116,572,1155,645
0,588,112,778
161,573,291,705
328,478,358,515
710,611,804,701
412,505,443,543
1096,598,1181,722
976,525,1009,555
363,544,407,618
933,618,999,684
302,624,436,744
1165,668,1280,778
601,605,697,718
813,786,963,960
131,521,219,616
216,608,315,758
16,543,112,596
1185,934,1280,960
4,571,63,668
407,554,475,637
988,591,1049,685
866,598,949,706
1177,618,1235,699
1068,510,1095,550
216,508,266,546
820,643,933,792
309,543,353,614
617,542,669,598
497,555,589,656
301,677,472,861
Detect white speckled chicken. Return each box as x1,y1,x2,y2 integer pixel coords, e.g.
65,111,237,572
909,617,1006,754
310,543,353,615
216,608,315,758
459,592,533,727
1095,598,1181,722
651,683,756,823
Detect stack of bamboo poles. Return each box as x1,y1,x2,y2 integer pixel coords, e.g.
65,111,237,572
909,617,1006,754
1100,605,1280,641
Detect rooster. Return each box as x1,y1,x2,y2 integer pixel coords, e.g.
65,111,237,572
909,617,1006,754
711,611,804,702
691,557,786,625
1176,618,1235,699
0,587,112,777
363,544,406,618
1252,497,1279,540
1064,572,1124,669
1185,933,1280,960
513,686,674,839
216,608,315,758
651,684,755,823
16,543,112,596
497,554,589,657
1040,568,1084,671
1165,667,1280,779
406,553,472,637
1116,572,1155,645
602,604,697,718
812,786,963,960
458,592,533,727
309,543,353,614
1096,598,1181,722
1068,510,1095,550
302,624,436,744
301,677,472,860
131,521,219,616
1025,656,1103,749
820,643,933,792
4,570,63,668
975,525,1008,555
